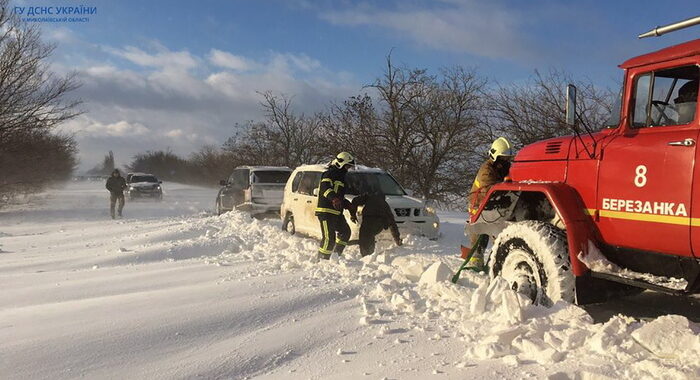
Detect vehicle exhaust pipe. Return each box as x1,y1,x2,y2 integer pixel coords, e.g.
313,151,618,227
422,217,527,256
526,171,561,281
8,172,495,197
639,16,700,38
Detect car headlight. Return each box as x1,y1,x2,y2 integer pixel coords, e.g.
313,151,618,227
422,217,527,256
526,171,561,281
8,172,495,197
425,206,436,215
129,186,135,190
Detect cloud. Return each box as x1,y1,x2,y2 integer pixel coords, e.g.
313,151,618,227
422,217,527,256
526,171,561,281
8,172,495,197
208,49,256,71
61,119,150,137
103,45,199,70
56,43,358,171
318,0,537,61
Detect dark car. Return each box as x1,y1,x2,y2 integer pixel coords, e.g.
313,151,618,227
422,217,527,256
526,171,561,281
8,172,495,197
126,173,163,201
216,166,291,217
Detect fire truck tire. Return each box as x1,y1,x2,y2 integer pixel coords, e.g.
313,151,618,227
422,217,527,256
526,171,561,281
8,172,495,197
489,221,574,305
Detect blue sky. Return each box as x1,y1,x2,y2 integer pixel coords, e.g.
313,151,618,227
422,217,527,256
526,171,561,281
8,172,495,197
22,0,699,170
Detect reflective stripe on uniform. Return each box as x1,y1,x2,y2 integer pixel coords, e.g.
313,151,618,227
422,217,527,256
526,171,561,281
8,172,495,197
323,188,333,197
316,207,341,215
321,178,333,184
322,220,330,252
319,247,332,254
333,181,344,192
335,239,347,246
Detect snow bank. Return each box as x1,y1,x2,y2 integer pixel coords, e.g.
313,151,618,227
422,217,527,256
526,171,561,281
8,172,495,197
202,211,700,379
9,182,697,379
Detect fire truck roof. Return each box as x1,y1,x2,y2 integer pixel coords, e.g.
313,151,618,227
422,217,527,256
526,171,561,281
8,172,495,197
621,38,700,69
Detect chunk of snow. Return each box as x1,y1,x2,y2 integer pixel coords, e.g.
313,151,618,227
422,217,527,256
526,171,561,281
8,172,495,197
392,257,424,282
631,315,700,358
469,282,488,314
419,261,451,285
499,290,523,323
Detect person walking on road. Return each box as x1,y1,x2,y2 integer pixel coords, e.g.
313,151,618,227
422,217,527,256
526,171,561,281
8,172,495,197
315,152,355,260
105,169,127,219
350,188,402,257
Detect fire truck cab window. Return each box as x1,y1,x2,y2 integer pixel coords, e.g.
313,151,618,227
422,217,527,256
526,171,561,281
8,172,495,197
631,65,699,128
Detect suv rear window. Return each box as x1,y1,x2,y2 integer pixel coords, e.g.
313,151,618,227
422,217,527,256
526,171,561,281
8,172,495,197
252,171,291,184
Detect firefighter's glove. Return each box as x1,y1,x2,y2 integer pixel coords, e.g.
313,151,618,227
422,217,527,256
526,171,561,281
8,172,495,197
331,197,343,210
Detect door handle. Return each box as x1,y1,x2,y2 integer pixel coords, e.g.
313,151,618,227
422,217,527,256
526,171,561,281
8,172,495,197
668,138,696,147
293,198,299,201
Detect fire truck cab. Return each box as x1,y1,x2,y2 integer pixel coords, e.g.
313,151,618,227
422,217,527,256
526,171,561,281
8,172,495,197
469,30,700,305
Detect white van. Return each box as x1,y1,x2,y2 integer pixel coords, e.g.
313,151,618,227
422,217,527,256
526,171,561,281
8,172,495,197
280,164,439,241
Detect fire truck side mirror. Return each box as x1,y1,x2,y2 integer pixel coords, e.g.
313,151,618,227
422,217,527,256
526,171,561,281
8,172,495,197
566,84,577,126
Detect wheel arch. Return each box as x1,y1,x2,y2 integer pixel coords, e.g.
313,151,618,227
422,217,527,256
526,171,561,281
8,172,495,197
469,181,597,277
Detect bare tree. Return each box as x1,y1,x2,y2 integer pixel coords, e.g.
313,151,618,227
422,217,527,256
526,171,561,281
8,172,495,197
0,131,77,202
258,91,321,167
320,94,379,165
0,0,81,204
0,1,81,144
367,54,429,182
87,151,115,175
487,69,614,148
407,66,488,201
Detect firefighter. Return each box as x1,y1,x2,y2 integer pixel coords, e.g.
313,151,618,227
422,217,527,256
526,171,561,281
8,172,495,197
350,188,402,257
105,169,128,219
462,137,514,267
316,152,355,260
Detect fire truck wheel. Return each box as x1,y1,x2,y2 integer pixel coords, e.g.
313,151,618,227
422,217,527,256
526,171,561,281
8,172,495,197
489,221,574,305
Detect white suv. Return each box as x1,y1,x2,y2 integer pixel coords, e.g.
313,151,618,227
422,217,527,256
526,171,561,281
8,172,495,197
280,164,439,241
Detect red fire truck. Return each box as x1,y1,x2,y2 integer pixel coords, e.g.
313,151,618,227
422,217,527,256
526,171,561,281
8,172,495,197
468,16,700,305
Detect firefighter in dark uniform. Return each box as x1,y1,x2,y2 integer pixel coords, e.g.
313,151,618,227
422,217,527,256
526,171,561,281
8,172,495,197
316,152,355,260
461,137,513,267
350,189,402,257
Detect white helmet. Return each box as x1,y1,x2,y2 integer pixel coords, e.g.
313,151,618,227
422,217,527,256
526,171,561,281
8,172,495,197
489,137,514,161
331,152,355,169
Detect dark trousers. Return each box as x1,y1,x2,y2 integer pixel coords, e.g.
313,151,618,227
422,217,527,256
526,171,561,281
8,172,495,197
110,193,125,218
317,214,350,258
359,217,386,257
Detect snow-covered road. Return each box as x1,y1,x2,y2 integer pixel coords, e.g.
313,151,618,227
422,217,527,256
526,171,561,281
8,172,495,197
1,182,699,379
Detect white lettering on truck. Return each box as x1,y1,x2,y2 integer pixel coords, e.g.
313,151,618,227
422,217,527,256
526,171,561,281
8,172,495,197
601,198,688,217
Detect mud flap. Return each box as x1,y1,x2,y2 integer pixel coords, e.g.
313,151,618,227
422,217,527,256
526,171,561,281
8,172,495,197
574,273,644,305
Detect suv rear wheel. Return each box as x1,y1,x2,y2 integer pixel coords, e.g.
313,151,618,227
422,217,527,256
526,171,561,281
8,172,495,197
489,221,574,305
282,213,295,235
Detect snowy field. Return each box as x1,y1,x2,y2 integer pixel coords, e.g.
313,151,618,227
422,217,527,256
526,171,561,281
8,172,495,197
1,182,700,380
